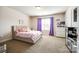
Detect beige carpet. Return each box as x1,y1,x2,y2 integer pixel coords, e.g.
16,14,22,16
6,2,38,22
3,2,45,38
6,35,70,53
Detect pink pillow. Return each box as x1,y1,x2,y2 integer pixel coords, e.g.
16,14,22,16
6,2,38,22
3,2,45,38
15,29,21,33
15,26,30,33
21,28,27,32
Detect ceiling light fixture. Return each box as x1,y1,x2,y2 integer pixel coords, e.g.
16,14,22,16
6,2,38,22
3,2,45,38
35,6,41,9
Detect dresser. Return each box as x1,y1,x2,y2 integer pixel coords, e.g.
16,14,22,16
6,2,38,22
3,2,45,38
55,27,65,37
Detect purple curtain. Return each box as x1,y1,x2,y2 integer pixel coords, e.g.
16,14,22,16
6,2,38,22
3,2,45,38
37,18,42,31
49,17,54,36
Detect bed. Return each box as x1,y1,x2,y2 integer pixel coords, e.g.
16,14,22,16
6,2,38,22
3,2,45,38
12,26,42,44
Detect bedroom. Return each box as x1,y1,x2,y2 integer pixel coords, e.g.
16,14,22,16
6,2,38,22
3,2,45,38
0,6,79,53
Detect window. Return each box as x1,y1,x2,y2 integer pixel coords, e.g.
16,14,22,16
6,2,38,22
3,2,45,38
42,18,50,30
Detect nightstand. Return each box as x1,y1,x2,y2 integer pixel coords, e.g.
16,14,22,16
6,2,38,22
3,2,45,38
0,43,6,53
0,37,9,53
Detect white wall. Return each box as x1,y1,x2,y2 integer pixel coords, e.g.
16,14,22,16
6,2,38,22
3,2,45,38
0,7,30,38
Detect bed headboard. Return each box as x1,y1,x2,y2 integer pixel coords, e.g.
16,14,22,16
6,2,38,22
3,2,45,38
12,26,28,31
11,26,28,39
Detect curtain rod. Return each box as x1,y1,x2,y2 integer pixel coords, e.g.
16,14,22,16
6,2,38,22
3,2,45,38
38,16,53,19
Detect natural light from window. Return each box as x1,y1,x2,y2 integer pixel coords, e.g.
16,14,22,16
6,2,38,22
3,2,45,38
42,18,50,31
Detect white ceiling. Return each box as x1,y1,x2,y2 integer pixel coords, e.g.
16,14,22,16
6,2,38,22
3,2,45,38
8,6,69,16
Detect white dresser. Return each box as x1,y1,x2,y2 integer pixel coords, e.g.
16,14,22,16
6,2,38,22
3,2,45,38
55,27,65,37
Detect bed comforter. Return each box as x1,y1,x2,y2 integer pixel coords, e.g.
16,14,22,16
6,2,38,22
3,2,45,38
15,31,42,43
